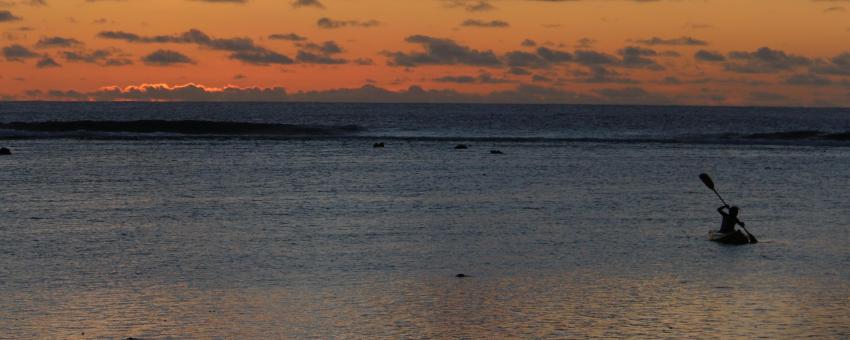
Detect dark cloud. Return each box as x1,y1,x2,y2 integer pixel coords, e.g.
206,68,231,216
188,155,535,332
444,0,496,12
35,36,83,48
291,0,323,8
31,83,615,104
634,36,708,46
810,52,850,75
299,40,342,54
785,73,832,86
618,46,663,70
460,19,509,28
0,10,21,22
725,47,811,73
229,49,293,65
573,50,618,66
268,33,307,41
36,56,60,68
61,49,132,66
537,46,572,63
98,29,294,66
2,44,38,61
317,17,380,29
521,39,537,47
573,65,637,84
433,72,512,84
385,35,501,67
296,50,345,64
694,49,725,62
504,50,548,68
141,49,194,66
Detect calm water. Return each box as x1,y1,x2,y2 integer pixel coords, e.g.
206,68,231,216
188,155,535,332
1,103,848,338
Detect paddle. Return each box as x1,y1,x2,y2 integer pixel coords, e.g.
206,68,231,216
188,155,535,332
699,173,758,244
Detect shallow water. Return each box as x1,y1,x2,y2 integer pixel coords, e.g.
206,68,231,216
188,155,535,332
1,137,848,338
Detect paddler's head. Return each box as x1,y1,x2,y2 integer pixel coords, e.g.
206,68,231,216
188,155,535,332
730,206,739,216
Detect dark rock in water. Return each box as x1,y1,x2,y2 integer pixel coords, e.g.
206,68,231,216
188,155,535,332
0,147,10,155
454,144,468,150
373,142,385,148
455,273,467,278
490,150,503,154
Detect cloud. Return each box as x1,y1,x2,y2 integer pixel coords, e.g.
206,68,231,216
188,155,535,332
460,19,509,28
2,44,38,61
433,72,512,84
317,17,380,29
385,35,501,67
521,39,537,47
268,33,307,41
61,49,133,66
725,47,811,73
785,73,832,86
443,0,496,12
229,49,293,65
141,49,194,66
98,29,293,65
291,0,323,8
35,36,84,48
617,46,663,70
572,65,637,83
36,56,60,68
634,36,708,46
504,50,548,68
27,82,614,104
573,49,618,66
0,10,21,22
810,52,850,75
694,49,725,62
294,40,347,64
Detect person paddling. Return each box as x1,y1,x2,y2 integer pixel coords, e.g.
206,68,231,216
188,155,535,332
717,205,745,234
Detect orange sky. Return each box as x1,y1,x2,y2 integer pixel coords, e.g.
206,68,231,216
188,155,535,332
1,0,850,105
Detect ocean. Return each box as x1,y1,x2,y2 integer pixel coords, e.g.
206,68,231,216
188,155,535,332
1,102,848,338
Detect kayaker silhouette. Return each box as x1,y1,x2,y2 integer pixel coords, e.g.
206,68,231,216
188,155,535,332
700,173,758,244
717,205,744,233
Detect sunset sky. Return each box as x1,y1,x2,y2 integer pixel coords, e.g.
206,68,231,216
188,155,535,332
1,0,850,106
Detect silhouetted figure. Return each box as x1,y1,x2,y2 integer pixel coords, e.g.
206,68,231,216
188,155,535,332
717,205,745,233
0,147,10,155
454,144,468,149
455,273,467,278
373,142,384,148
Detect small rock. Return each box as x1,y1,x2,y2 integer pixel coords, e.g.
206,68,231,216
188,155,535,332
455,273,467,278
454,144,468,150
490,150,503,154
373,142,385,148
0,147,10,156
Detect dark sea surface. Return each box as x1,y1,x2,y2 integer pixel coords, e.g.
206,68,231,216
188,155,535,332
1,102,848,338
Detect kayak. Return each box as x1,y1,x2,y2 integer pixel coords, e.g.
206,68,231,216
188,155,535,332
708,230,751,245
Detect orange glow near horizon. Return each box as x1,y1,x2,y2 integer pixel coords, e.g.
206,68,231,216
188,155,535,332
2,0,850,106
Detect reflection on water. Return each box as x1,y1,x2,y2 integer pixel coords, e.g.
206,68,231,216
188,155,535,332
2,140,850,338
3,273,848,338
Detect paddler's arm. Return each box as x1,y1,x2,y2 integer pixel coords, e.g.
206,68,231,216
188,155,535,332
717,205,729,214
737,220,746,227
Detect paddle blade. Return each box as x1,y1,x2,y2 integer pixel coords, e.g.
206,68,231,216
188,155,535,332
748,233,758,244
699,173,715,190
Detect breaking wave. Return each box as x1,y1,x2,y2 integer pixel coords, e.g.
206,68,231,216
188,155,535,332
1,120,850,146
0,120,361,139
